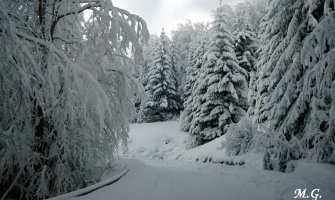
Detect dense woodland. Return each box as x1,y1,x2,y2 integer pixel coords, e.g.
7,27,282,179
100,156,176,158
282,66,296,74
139,0,335,171
0,0,334,199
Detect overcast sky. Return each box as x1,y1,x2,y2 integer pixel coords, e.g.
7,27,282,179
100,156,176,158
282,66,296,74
112,0,245,37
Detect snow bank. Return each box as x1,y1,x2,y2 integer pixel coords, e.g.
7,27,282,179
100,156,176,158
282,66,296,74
178,135,264,169
122,120,263,168
121,121,192,160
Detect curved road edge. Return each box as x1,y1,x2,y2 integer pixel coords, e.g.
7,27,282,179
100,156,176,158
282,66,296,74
47,166,129,200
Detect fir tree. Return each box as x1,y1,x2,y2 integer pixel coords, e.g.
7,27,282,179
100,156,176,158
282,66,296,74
171,21,209,105
253,0,335,172
234,13,258,114
189,6,248,145
247,10,269,118
180,40,208,132
234,18,258,81
138,30,180,122
169,41,183,102
252,0,298,123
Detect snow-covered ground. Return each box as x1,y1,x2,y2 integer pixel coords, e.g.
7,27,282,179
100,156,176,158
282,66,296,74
121,121,192,160
73,159,272,200
124,121,266,168
72,120,335,200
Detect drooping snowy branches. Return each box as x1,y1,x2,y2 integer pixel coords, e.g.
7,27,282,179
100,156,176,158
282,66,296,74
253,0,335,172
0,0,148,199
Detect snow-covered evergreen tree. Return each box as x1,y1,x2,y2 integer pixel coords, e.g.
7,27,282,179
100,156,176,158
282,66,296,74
247,8,269,117
180,40,208,132
189,6,248,145
182,44,198,104
234,13,258,113
251,0,335,172
234,18,257,78
138,30,180,122
251,0,303,124
140,35,159,88
169,41,183,99
171,21,209,99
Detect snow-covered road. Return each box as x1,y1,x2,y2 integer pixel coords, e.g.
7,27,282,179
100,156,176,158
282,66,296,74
68,121,335,200
73,158,271,200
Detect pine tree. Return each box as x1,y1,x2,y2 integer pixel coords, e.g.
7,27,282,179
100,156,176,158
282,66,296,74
180,40,208,132
189,6,248,145
140,35,159,88
253,0,335,172
182,44,198,104
252,0,298,124
247,10,269,118
171,21,209,105
138,30,180,122
169,41,183,102
234,18,258,80
170,42,181,83
234,14,258,115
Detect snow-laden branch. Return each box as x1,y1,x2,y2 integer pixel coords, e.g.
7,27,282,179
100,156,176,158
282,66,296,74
52,36,81,44
56,0,147,31
1,1,148,198
16,31,71,63
112,6,148,31
56,2,101,21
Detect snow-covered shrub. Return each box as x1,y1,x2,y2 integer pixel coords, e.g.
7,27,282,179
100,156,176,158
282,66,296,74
225,119,254,156
224,118,270,156
137,98,166,123
263,135,304,173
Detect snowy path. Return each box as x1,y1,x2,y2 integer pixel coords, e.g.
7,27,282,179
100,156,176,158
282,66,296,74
69,121,335,200
73,158,271,200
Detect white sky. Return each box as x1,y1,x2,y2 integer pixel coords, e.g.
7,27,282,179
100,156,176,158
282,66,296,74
112,0,245,37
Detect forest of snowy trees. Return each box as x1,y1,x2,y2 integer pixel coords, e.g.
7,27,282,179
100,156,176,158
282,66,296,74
0,0,334,199
139,0,334,172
